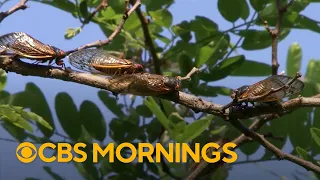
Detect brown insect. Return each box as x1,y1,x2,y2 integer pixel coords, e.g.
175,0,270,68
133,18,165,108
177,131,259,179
68,48,143,76
232,75,304,103
0,32,65,67
109,73,181,96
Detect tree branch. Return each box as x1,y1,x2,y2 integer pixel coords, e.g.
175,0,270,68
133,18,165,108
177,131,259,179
65,0,141,55
264,0,295,75
228,118,320,173
131,1,162,75
0,0,28,23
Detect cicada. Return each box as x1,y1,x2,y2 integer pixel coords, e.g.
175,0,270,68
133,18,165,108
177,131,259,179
68,48,143,76
109,73,181,96
0,32,65,66
230,74,304,108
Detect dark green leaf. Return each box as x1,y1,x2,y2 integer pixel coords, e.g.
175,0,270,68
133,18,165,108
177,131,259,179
296,146,311,161
286,42,302,77
249,0,269,11
149,9,173,28
218,0,242,22
2,121,27,142
171,21,191,42
80,100,106,142
240,29,291,50
200,55,245,81
5,83,55,137
136,104,153,117
98,91,124,118
189,16,218,41
55,92,82,140
239,0,250,20
231,60,271,76
79,0,89,19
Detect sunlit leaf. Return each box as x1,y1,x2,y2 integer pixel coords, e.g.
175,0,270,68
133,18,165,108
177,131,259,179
65,27,82,39
149,9,173,28
144,97,169,130
286,42,302,76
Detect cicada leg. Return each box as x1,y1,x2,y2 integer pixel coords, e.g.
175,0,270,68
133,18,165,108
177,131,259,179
112,68,122,77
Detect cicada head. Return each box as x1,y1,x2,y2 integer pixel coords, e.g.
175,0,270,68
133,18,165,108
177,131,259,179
51,46,66,58
132,63,144,73
231,85,250,100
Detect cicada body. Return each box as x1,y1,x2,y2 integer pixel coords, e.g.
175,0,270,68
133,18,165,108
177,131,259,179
109,73,181,96
232,75,304,103
68,48,143,76
0,32,65,66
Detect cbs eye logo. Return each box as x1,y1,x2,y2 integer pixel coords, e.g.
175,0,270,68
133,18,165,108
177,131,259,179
16,142,37,163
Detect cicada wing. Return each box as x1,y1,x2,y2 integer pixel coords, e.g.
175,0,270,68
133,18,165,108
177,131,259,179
268,75,304,97
0,32,57,59
68,48,133,74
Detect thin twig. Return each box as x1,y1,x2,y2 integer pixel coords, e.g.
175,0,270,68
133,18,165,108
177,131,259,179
0,0,28,23
65,0,141,55
80,0,108,28
264,0,295,75
177,67,200,81
132,0,161,75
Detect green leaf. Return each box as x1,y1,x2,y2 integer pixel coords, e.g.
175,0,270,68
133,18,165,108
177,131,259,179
79,0,89,19
18,108,52,131
295,15,320,34
231,60,271,76
160,99,176,117
65,27,82,39
4,83,55,137
249,0,269,11
195,46,216,68
0,69,7,91
36,0,76,14
210,125,227,135
200,55,245,81
310,128,320,148
189,16,218,42
239,29,290,50
171,21,191,42
218,0,242,22
149,9,173,28
136,104,153,117
144,97,169,130
286,42,302,77
98,91,124,118
55,92,82,140
239,0,250,20
146,0,174,11
296,146,311,160
305,59,320,83
80,100,107,142
0,105,33,132
176,116,211,143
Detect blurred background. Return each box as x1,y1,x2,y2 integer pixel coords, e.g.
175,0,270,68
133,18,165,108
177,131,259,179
0,0,320,179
